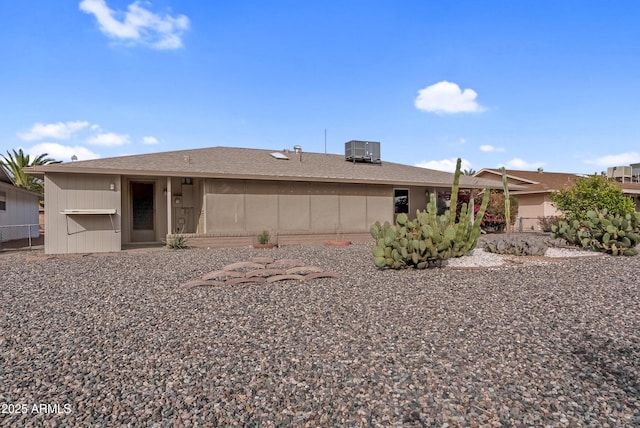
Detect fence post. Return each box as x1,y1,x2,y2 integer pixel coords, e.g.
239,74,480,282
518,217,523,233
0,224,39,251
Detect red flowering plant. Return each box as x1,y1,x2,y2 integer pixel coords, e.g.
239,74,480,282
455,191,478,221
455,190,514,233
480,212,506,232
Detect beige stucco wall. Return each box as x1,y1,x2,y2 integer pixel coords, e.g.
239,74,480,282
409,186,429,215
45,173,122,254
514,193,562,231
203,179,395,235
542,197,561,217
0,183,40,241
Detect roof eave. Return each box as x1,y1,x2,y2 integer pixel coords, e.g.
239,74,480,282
511,189,556,195
0,181,43,198
25,165,506,189
474,168,540,185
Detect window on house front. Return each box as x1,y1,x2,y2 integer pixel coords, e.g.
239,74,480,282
394,189,409,214
0,191,6,211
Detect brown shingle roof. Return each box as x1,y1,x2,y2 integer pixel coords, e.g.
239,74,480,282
475,168,580,193
27,146,506,189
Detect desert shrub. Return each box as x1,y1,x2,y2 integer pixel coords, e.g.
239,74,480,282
481,212,505,232
551,175,635,221
456,191,518,233
486,191,518,225
455,191,478,220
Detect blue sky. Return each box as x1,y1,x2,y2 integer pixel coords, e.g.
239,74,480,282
1,1,639,173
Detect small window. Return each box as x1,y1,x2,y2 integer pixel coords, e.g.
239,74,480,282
0,190,5,211
394,189,409,214
181,178,193,185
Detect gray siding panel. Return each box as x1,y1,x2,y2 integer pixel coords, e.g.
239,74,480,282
45,173,121,254
203,179,394,235
0,183,40,241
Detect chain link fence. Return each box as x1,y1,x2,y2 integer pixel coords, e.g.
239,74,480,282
514,216,559,233
0,224,43,251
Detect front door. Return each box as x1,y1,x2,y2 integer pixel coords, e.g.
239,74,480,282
130,181,156,242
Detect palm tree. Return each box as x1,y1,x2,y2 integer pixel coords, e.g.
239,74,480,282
462,168,477,176
1,149,61,193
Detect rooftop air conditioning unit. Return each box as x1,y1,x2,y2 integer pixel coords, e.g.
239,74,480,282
345,140,381,163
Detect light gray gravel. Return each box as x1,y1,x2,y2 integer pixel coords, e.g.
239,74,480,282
1,242,639,426
446,246,605,268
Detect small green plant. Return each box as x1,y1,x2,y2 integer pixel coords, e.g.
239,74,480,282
257,230,271,245
164,235,190,249
484,236,548,256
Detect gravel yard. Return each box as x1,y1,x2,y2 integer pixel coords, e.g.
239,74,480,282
1,242,639,426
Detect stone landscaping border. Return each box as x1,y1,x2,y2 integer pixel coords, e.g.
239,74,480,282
180,257,341,288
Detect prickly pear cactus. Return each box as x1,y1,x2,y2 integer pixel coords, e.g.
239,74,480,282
484,236,548,256
370,158,490,269
551,209,640,256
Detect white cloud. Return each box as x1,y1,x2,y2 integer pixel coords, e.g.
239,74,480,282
86,132,130,146
501,158,545,170
18,121,90,141
415,81,485,114
480,144,505,152
79,0,190,50
142,136,158,144
415,158,472,173
27,143,100,162
584,152,640,166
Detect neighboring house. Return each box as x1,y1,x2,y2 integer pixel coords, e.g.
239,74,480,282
606,163,640,183
26,143,504,255
0,167,41,243
476,166,640,232
618,183,640,211
605,164,640,210
474,168,579,231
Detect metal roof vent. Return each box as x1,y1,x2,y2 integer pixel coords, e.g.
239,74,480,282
345,140,381,163
293,145,302,153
